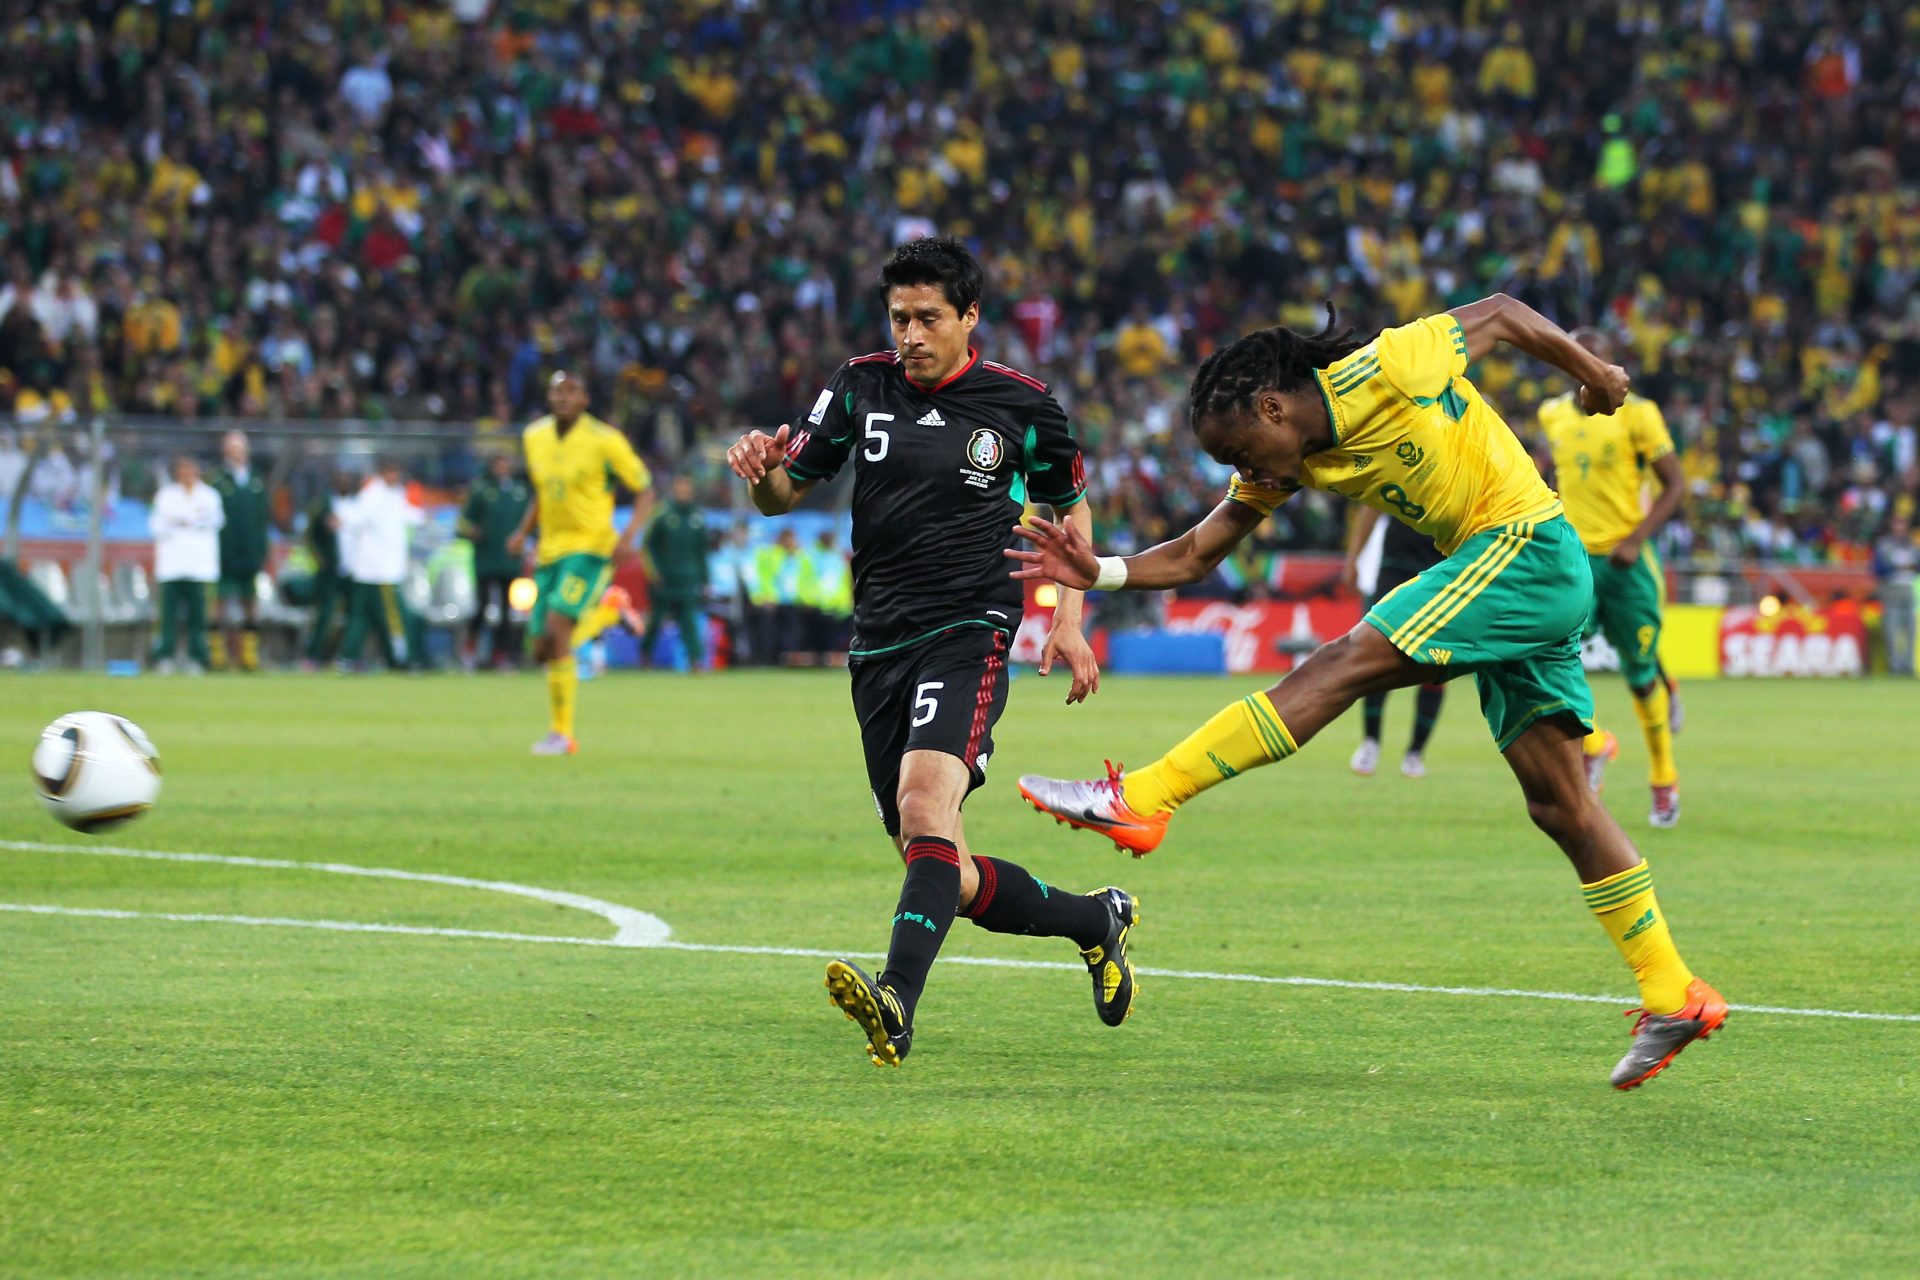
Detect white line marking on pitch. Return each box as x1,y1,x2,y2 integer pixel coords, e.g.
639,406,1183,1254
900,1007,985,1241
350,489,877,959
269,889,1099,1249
0,838,669,945
5,840,1916,1026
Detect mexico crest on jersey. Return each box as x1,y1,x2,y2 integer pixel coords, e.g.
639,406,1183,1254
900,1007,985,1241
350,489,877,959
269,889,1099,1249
966,428,1004,471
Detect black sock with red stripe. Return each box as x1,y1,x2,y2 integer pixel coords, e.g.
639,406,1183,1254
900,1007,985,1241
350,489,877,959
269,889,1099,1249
963,856,1111,951
878,836,962,1021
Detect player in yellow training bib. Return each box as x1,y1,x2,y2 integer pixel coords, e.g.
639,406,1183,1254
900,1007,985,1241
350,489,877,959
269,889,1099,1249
509,371,653,755
1538,329,1686,828
1010,296,1725,1091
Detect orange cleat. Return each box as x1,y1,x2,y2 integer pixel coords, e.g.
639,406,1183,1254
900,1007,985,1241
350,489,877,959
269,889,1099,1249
1611,977,1728,1090
1016,761,1171,857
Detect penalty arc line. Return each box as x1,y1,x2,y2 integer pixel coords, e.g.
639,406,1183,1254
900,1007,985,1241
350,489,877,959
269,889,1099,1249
3,901,1917,1026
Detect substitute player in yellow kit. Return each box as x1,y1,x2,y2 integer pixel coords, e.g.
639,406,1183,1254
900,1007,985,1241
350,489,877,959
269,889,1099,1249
508,372,653,755
1538,329,1685,827
1010,297,1725,1090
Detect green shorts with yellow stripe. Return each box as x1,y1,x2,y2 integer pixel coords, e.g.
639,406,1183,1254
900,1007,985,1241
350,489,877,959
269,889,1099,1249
1585,546,1665,689
530,552,613,636
1363,514,1595,750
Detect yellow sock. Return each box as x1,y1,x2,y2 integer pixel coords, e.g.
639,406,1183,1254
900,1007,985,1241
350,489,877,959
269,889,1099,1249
1121,691,1295,816
547,659,578,738
1633,683,1678,786
1582,859,1694,1014
571,603,618,650
240,629,260,671
1583,725,1611,756
208,632,228,670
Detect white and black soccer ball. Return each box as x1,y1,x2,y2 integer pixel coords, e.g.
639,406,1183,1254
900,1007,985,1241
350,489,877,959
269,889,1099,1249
31,711,161,833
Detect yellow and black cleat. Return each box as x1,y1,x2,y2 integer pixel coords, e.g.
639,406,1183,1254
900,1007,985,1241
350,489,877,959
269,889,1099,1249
824,959,912,1068
1080,887,1140,1027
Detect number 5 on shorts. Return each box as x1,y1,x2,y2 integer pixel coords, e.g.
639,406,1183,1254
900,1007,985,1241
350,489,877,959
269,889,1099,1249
912,681,944,727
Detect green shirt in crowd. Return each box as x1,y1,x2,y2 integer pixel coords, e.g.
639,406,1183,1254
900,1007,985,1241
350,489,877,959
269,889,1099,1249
306,493,340,575
645,500,710,597
459,474,532,580
212,467,270,577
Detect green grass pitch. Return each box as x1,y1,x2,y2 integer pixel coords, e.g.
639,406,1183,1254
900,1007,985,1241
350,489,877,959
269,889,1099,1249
2,670,1917,1277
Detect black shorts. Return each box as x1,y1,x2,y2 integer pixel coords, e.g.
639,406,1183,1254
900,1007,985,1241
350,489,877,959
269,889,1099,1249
1368,560,1432,610
849,625,1010,836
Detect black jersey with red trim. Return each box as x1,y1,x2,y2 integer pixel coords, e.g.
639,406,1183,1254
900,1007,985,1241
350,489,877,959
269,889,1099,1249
783,347,1087,655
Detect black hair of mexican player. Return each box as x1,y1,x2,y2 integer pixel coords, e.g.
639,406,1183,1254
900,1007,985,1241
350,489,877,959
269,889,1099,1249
1188,303,1364,431
880,237,984,316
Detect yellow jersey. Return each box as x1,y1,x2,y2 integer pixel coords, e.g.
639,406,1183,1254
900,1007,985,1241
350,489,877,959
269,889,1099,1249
1536,392,1674,555
522,413,652,564
1226,313,1561,556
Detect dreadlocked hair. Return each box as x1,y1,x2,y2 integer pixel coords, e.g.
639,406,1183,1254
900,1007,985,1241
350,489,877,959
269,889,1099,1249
1188,304,1364,431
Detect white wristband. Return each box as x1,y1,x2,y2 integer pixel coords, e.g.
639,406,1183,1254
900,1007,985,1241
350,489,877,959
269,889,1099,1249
1091,556,1129,591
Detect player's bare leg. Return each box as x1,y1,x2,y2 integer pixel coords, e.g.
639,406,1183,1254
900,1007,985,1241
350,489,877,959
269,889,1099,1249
1502,721,1723,1087
532,613,578,755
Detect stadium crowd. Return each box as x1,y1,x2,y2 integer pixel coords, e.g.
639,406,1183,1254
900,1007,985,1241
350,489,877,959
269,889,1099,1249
1,0,1916,579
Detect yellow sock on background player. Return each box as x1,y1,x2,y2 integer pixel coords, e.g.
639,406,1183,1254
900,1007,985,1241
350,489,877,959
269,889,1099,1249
1633,681,1678,787
547,659,577,741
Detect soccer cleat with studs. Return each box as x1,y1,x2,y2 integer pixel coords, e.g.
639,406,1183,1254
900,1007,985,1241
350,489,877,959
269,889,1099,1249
1017,761,1169,857
1080,887,1140,1027
531,731,578,756
1649,783,1680,829
1611,977,1727,1090
824,958,911,1067
1583,731,1618,793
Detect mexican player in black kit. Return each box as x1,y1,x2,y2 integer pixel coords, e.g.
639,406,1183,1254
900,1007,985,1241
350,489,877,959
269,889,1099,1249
725,238,1139,1068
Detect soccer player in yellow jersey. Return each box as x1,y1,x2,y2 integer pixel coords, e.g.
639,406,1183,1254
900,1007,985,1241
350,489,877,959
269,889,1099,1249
1538,330,1686,827
1010,297,1726,1090
508,372,653,755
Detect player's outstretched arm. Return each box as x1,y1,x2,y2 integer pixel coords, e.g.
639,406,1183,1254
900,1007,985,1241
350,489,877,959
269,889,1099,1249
1452,294,1630,415
726,424,814,515
1008,499,1266,592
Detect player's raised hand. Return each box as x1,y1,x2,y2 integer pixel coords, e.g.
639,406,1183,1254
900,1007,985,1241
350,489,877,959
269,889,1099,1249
726,424,792,482
1040,621,1101,704
1579,364,1631,415
1005,516,1099,590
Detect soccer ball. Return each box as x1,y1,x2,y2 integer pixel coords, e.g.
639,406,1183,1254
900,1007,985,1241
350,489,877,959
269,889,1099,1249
31,711,162,833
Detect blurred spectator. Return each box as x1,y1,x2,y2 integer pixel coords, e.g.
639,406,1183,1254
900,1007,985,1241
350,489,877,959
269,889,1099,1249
707,521,756,662
800,529,855,665
459,453,531,669
642,475,711,670
299,469,359,670
147,455,222,673
750,527,804,666
0,429,24,502
1874,514,1918,675
337,459,424,671
210,431,269,672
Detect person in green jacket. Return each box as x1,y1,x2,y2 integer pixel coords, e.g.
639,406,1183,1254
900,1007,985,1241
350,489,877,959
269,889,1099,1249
209,430,271,670
641,475,711,669
301,469,359,666
459,452,532,667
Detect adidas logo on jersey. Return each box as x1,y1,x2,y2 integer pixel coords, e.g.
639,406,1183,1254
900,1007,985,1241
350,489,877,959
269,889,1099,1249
917,408,946,427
